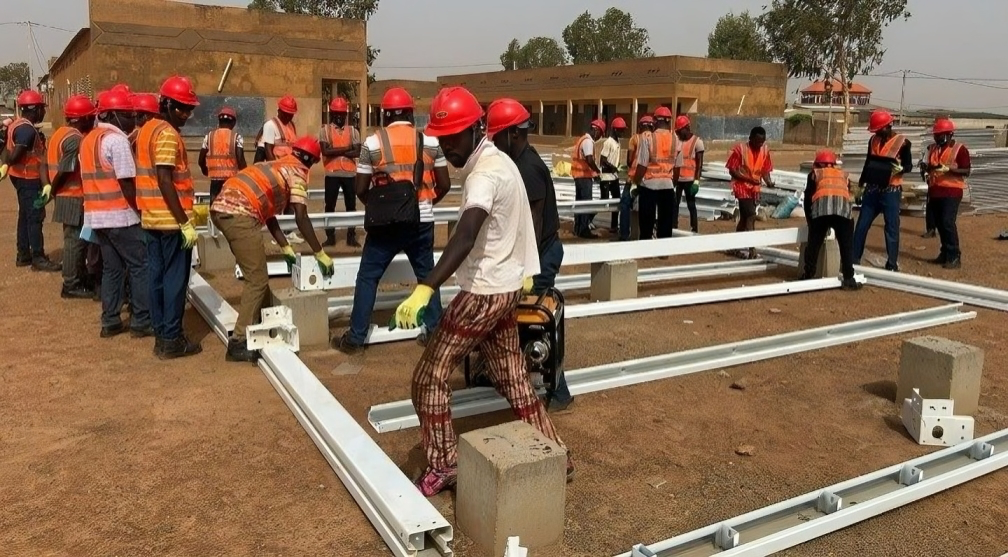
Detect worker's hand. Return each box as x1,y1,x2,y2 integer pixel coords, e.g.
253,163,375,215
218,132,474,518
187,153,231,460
891,162,904,176
0,164,8,181
522,276,534,294
314,250,334,278
180,220,199,249
593,175,601,184
936,164,951,173
689,180,700,196
389,285,434,330
630,183,638,198
33,184,52,209
281,245,297,271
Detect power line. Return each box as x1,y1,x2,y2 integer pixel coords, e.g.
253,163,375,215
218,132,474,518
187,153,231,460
0,21,76,33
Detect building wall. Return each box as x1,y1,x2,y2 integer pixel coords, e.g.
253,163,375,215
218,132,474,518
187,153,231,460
47,29,94,118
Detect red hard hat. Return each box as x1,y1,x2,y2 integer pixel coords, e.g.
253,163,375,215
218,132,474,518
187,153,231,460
611,117,627,130
868,110,893,132
425,86,484,137
485,98,531,138
329,97,349,113
381,87,414,111
639,114,653,125
96,90,134,112
17,90,45,107
654,106,673,119
159,76,200,106
278,95,298,115
132,93,160,115
590,118,606,134
814,149,837,166
932,118,955,134
111,83,131,95
291,136,321,160
218,106,237,119
675,115,690,131
63,95,96,119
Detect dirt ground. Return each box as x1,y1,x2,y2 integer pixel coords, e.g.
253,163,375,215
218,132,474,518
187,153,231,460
3,154,1008,557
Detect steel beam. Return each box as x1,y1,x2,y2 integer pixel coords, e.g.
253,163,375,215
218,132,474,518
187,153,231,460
367,304,975,433
187,272,236,343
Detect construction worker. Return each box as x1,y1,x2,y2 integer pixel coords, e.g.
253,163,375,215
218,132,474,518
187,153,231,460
44,95,97,298
131,93,160,154
599,117,625,233
81,89,152,338
135,75,202,360
920,118,970,269
801,150,861,291
619,115,652,241
394,86,570,496
673,115,705,233
260,95,297,161
318,96,361,247
852,110,913,272
726,126,775,259
210,137,333,362
198,106,246,203
632,106,678,239
572,119,604,238
335,87,451,354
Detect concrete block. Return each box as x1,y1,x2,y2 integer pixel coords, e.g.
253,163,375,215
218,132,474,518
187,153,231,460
457,421,566,557
897,336,984,416
271,288,330,348
797,236,841,279
196,232,236,272
589,260,638,302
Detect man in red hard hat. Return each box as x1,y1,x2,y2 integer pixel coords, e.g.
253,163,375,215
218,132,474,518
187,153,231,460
334,86,451,354
318,96,361,247
135,75,202,359
599,116,626,233
801,149,861,290
393,86,570,496
672,115,705,233
726,126,776,258
852,109,912,272
619,114,653,241
260,95,298,162
920,118,970,269
211,136,333,362
572,118,605,238
632,106,679,239
130,93,160,154
198,106,246,203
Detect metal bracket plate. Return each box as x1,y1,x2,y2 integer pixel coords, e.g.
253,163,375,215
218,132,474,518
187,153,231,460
503,537,528,557
246,306,300,352
900,388,975,447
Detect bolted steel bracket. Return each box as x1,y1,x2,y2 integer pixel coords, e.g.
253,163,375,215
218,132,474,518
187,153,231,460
246,306,299,352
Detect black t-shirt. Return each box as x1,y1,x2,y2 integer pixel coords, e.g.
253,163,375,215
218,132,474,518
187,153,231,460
514,143,559,252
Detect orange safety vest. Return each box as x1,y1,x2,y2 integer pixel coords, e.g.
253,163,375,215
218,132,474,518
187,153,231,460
677,135,700,181
268,117,296,158
322,124,357,175
6,118,44,180
127,128,139,155
206,128,239,180
47,126,83,198
811,166,851,203
926,142,966,190
571,134,595,179
80,127,131,214
644,129,676,181
220,157,301,224
627,133,640,177
373,125,436,202
135,118,194,229
730,143,769,200
869,133,906,187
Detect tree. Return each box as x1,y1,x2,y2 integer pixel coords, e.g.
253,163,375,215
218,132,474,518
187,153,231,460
759,0,910,132
499,37,568,70
707,11,773,63
0,62,30,101
561,8,653,65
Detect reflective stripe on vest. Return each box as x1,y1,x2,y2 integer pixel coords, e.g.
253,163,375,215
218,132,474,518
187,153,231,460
80,127,130,213
644,129,676,181
224,159,292,223
811,166,851,203
6,119,44,179
47,126,83,197
207,128,239,179
870,133,906,187
677,135,700,181
373,125,436,202
571,134,594,179
323,124,357,174
135,118,194,229
270,117,297,158
927,142,966,190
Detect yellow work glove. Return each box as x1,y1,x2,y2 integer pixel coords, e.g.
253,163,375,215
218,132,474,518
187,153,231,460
314,250,334,278
33,184,52,209
281,245,297,272
390,285,434,330
936,164,951,173
0,163,8,181
891,162,904,176
522,276,534,294
180,220,198,249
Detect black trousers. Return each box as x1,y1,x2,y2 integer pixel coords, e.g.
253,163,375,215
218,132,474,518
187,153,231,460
324,175,357,241
638,187,677,240
673,181,699,233
933,196,961,261
209,180,225,204
924,194,937,232
600,179,621,230
736,198,758,232
804,214,856,281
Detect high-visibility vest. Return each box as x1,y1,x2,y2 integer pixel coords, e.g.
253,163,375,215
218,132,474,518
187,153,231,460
571,134,595,179
218,157,302,224
869,133,906,187
47,126,83,198
627,133,640,177
372,125,436,202
811,166,851,203
644,129,675,181
206,128,239,180
135,118,194,229
80,127,131,214
926,142,966,190
6,118,44,180
268,117,296,158
729,142,769,200
322,124,357,175
677,135,700,181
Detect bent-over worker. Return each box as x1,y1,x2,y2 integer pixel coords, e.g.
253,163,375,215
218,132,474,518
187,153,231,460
920,118,970,269
801,149,861,291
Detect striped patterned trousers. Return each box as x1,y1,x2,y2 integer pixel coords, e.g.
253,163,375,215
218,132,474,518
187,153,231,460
411,289,565,471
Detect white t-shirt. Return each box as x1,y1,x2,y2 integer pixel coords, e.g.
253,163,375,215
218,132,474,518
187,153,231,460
202,131,245,150
258,119,282,147
599,136,621,181
578,133,594,157
357,121,447,223
455,138,540,295
674,136,706,169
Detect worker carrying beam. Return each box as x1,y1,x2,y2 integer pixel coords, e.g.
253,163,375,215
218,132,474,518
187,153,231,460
801,149,861,291
210,136,334,363
919,118,970,269
318,96,362,247
571,119,604,238
632,106,679,240
199,106,247,203
393,86,571,497
672,115,705,233
726,126,776,259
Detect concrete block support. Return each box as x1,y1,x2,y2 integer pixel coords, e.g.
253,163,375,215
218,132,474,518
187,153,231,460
271,287,330,348
590,259,638,302
196,233,236,272
897,336,984,415
797,236,840,278
457,421,567,557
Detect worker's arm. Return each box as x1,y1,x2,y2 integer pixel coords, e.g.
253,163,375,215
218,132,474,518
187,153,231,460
632,164,646,187
420,207,487,290
761,152,775,189
265,216,288,247
585,154,601,175
119,177,137,210
432,167,451,204
694,150,704,180
952,145,971,177
354,172,371,204
235,141,247,171
264,143,277,161
803,173,816,214
898,140,914,175
292,203,324,254
530,199,544,243
198,148,209,177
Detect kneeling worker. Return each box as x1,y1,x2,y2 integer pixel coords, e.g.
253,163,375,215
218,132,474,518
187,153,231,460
210,137,335,362
801,149,861,291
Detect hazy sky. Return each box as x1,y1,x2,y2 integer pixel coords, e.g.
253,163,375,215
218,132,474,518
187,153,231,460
4,0,1007,113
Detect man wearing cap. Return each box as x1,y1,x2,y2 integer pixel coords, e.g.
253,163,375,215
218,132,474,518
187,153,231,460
571,120,604,238
632,106,678,239
673,115,705,233
599,117,626,233
198,106,246,203
920,118,970,269
318,96,361,247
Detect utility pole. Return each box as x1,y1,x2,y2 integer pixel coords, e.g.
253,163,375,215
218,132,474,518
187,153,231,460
898,69,908,125
26,22,33,89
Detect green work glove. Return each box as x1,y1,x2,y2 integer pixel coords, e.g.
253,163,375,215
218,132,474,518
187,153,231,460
389,285,433,330
0,164,8,181
33,184,52,209
314,250,334,278
891,162,904,176
630,182,638,198
180,220,198,250
689,180,700,196
282,244,297,272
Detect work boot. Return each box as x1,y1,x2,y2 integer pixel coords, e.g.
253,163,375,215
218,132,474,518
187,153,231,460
841,277,863,291
566,453,576,483
346,228,360,247
333,331,365,355
922,229,937,238
322,232,337,247
943,258,962,269
31,256,61,273
884,263,900,272
16,252,31,267
61,286,93,299
130,326,155,338
159,335,202,360
415,466,457,497
930,254,947,265
100,322,127,338
548,397,575,412
153,337,166,357
225,337,260,363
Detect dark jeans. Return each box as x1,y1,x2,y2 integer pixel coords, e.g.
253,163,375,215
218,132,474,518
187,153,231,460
11,177,45,258
324,175,357,240
573,177,594,236
62,224,87,290
600,179,620,230
619,182,633,241
638,187,677,239
924,193,937,233
803,215,856,281
933,196,961,261
674,181,699,233
146,229,193,340
209,180,225,204
852,187,902,269
348,222,441,344
530,235,572,404
97,225,151,330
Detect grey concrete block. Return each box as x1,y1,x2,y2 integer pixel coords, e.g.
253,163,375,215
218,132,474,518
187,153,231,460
271,287,330,348
196,232,236,272
897,336,984,415
457,421,567,557
589,260,638,302
797,236,841,279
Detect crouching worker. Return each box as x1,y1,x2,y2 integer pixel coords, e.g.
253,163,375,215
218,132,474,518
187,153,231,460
210,136,335,362
801,149,861,291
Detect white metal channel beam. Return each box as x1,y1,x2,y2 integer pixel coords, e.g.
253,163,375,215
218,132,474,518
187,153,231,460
187,272,237,343
618,429,1008,557
367,304,975,433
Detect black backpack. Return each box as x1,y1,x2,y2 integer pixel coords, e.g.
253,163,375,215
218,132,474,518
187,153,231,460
363,129,424,234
